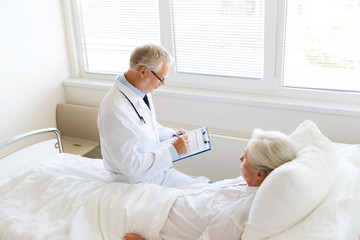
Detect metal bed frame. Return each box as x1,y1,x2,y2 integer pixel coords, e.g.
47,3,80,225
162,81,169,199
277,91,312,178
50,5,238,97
0,128,63,153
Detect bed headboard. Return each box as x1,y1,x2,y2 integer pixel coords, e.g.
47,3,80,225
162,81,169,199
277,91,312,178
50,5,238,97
0,128,63,182
0,128,63,159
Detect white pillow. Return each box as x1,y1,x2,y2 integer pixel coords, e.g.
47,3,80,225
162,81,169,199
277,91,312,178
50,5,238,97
265,144,360,240
241,120,337,240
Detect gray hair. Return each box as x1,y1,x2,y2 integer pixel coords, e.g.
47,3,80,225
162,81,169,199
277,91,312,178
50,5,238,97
247,129,296,176
129,44,173,72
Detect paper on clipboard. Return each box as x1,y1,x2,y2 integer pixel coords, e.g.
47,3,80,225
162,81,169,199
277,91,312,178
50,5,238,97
173,126,211,162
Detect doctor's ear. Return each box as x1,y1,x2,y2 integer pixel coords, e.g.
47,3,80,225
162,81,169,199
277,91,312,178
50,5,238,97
138,66,147,77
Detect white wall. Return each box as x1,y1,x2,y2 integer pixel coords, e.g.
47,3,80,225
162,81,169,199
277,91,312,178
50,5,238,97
63,81,360,180
63,81,360,145
0,0,70,143
153,91,360,144
173,134,248,181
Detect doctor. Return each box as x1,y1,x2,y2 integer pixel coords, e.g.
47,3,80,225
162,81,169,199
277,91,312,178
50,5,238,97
98,44,209,188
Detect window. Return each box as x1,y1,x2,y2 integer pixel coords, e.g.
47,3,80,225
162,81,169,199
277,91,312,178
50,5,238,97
70,0,360,96
282,0,360,92
75,0,160,74
170,0,264,79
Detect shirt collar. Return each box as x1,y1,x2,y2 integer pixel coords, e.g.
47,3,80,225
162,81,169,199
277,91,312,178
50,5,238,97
117,73,145,98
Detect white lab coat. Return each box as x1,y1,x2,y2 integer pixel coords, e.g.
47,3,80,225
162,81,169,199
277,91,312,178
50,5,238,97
98,77,205,187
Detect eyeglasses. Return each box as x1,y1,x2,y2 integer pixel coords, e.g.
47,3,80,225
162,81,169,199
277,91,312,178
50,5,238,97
150,70,165,83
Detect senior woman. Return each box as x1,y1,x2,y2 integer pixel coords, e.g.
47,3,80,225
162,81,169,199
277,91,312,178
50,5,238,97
123,128,297,240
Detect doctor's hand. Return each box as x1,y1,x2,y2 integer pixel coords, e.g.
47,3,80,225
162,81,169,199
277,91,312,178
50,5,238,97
172,135,190,155
176,128,186,135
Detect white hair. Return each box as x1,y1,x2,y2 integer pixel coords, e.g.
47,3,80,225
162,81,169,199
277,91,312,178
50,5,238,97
246,129,296,176
129,44,173,72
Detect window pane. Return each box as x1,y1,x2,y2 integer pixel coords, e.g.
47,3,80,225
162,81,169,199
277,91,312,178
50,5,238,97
282,0,360,92
170,0,264,79
75,0,160,74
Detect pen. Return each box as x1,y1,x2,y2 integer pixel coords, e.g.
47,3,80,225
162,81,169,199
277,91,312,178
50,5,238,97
172,134,183,138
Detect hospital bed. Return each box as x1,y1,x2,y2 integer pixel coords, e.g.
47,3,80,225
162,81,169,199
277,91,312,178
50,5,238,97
0,121,359,239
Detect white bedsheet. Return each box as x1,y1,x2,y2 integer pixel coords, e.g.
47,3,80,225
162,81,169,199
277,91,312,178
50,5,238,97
0,153,182,240
1,144,359,240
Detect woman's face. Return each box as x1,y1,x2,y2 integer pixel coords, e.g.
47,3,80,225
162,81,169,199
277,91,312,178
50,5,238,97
240,148,263,186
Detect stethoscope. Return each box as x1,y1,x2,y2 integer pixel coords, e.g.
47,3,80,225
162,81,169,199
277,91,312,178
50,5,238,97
119,90,146,124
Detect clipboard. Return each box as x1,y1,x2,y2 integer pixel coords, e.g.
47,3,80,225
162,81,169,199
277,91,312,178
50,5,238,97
172,126,211,162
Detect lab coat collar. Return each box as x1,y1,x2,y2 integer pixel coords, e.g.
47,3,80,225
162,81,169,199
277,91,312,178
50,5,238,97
114,77,151,111
116,73,145,99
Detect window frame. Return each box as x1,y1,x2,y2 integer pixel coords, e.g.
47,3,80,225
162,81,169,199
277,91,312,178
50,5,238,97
64,0,360,105
274,0,360,103
160,0,277,93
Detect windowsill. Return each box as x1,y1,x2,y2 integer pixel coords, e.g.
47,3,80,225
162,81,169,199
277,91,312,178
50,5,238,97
63,78,360,117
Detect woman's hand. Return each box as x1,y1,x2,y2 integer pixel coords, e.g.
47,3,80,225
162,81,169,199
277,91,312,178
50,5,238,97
123,233,145,240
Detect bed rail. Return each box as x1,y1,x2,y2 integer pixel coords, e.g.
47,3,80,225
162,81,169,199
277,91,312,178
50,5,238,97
0,128,63,153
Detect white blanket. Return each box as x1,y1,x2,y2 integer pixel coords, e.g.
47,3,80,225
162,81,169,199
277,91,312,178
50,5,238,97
0,154,182,240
